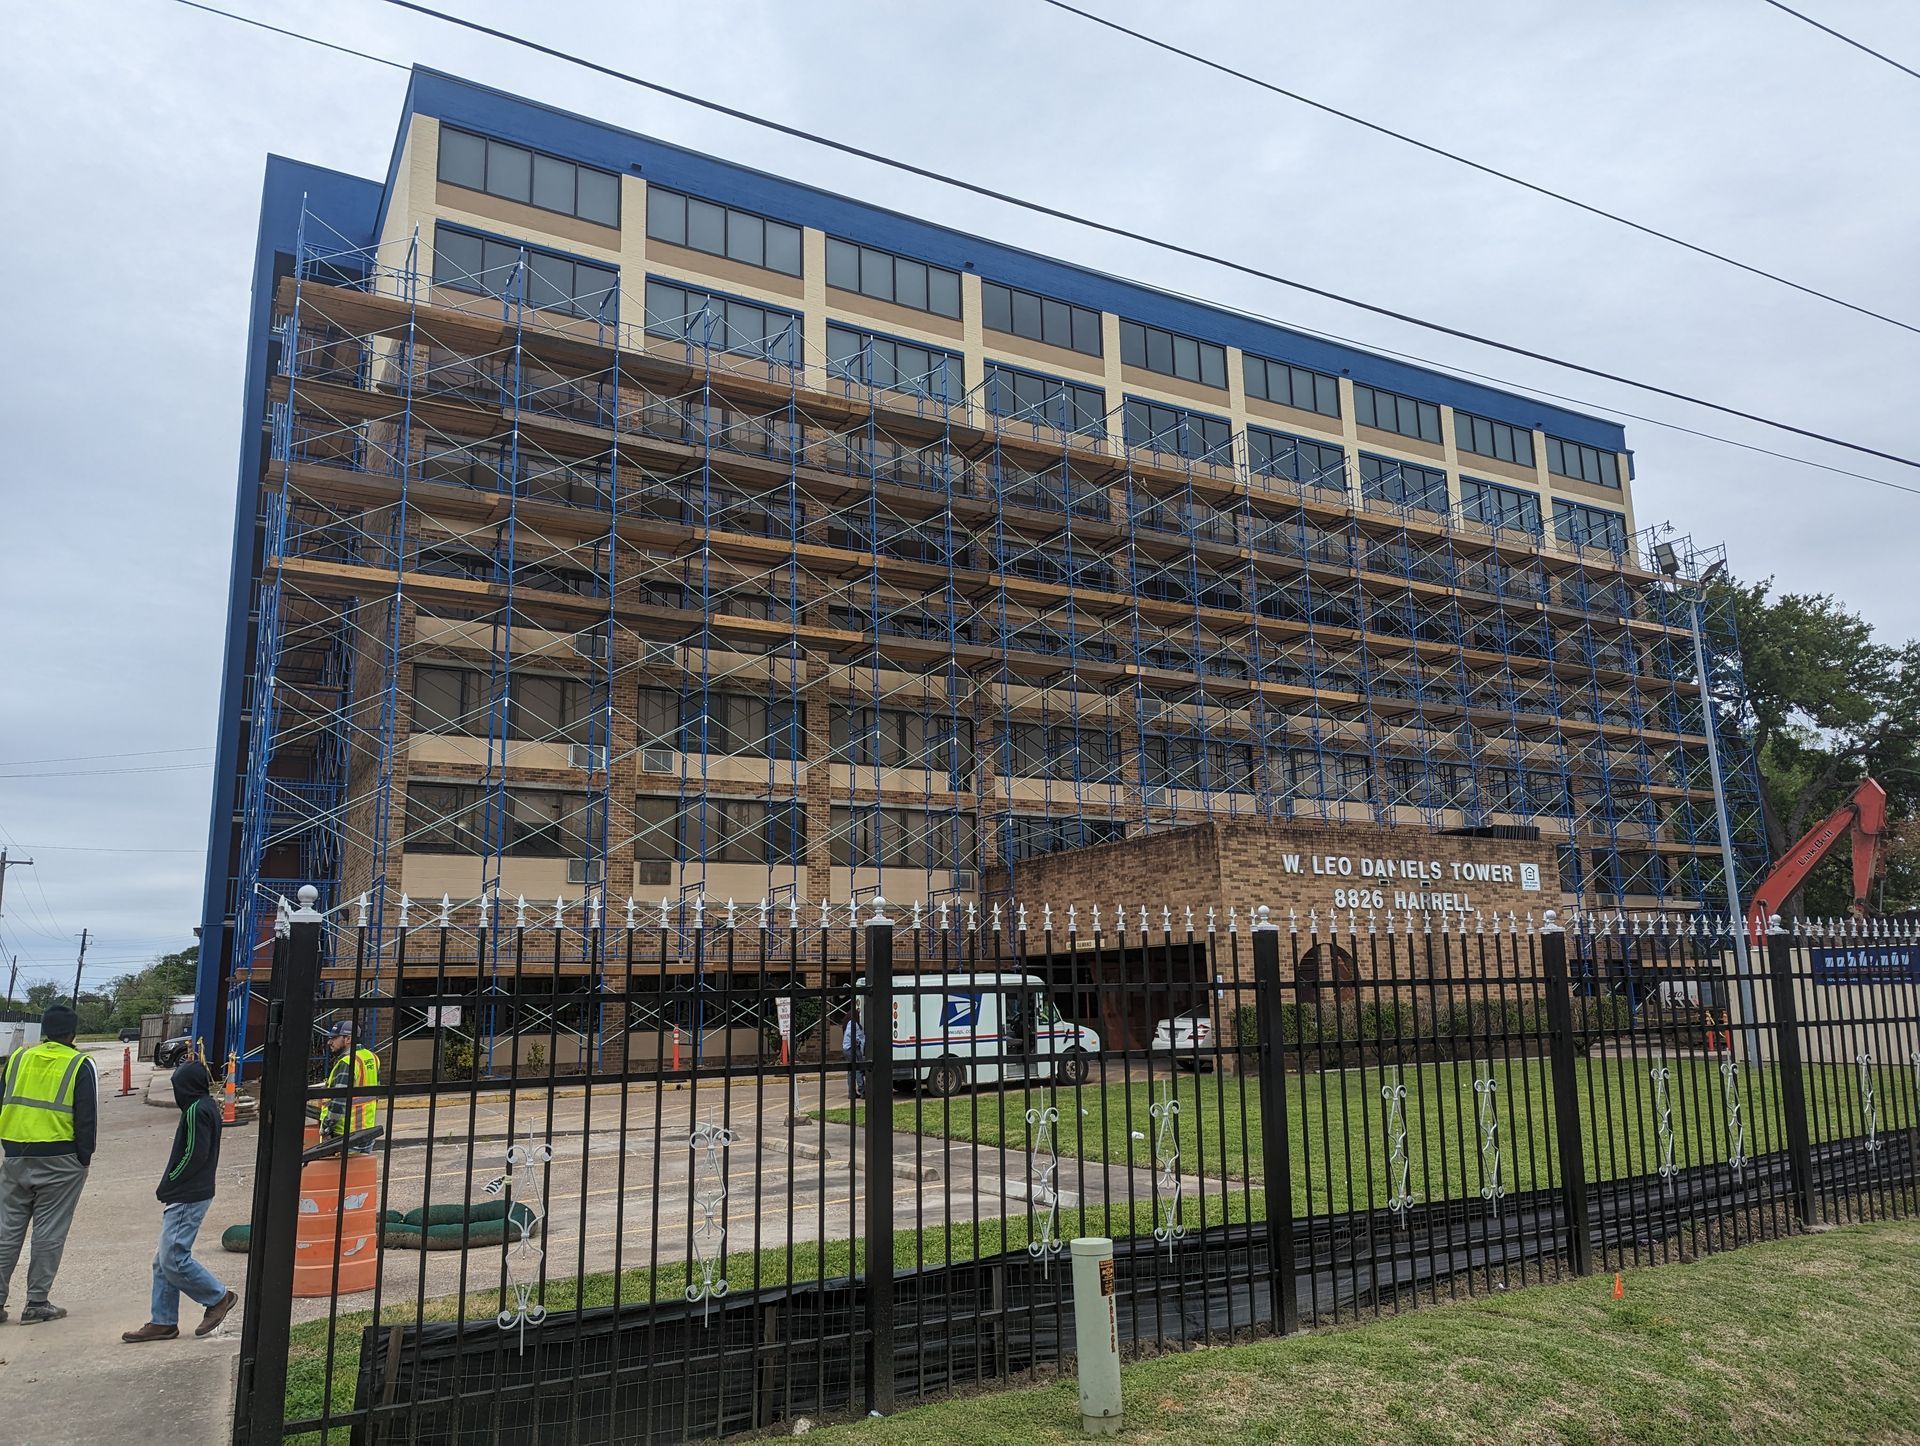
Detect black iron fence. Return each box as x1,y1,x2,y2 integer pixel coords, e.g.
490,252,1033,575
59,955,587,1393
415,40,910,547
231,897,1920,1443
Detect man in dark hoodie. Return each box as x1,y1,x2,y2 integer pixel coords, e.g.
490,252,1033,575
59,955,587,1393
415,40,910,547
121,1061,237,1342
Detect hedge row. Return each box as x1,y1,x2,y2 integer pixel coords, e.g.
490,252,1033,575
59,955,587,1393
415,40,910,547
1233,994,1635,1058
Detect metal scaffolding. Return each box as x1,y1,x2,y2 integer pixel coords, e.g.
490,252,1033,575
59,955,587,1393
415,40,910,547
215,207,1769,1061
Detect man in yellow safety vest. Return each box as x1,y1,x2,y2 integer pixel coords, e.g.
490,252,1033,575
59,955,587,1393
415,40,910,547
0,1005,98,1324
318,1021,381,1147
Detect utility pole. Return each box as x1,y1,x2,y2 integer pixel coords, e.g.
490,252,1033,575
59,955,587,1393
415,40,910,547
0,849,34,931
4,955,15,1021
72,929,90,1009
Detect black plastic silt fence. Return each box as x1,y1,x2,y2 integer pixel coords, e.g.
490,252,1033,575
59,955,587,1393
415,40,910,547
229,899,1920,1444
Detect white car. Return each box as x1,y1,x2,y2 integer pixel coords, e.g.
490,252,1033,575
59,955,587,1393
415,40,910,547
1150,1010,1215,1071
869,972,1101,1097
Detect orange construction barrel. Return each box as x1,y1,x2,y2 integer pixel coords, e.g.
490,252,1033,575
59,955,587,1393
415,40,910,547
294,1129,381,1296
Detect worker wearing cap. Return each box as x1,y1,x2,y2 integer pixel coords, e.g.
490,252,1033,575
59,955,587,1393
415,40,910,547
0,1004,98,1324
317,1022,380,1146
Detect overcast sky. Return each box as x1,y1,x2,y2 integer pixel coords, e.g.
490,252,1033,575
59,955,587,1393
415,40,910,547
1,0,1915,989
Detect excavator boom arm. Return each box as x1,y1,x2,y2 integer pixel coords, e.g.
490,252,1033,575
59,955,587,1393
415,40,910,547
1746,778,1889,930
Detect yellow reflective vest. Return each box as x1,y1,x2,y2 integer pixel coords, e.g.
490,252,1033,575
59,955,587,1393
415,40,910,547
0,1040,85,1146
319,1045,381,1136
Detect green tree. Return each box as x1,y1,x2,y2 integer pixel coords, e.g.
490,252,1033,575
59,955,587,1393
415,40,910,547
1726,579,1920,916
104,945,198,1030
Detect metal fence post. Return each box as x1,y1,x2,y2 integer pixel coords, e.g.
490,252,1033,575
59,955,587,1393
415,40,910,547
1539,910,1593,1277
233,887,324,1446
862,898,896,1416
1250,907,1300,1333
1764,916,1817,1228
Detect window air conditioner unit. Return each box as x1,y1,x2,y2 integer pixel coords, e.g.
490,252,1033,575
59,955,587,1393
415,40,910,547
640,746,677,774
635,860,670,887
1138,699,1163,722
950,869,978,893
566,858,605,885
640,640,679,666
568,743,607,772
572,631,609,659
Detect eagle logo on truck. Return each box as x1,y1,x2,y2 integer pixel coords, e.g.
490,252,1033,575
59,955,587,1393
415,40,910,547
940,993,983,1029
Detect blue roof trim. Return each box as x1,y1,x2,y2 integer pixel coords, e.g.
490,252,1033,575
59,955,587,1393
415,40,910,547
398,68,1626,453
195,155,381,1046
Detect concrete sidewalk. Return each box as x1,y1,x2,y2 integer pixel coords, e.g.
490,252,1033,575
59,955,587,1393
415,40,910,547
3,1043,249,1443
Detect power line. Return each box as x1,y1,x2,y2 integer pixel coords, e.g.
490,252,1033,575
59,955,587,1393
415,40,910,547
174,0,1920,482
0,745,211,768
16,843,203,855
173,0,407,70
1760,0,1920,83
1040,0,1920,338
0,762,215,779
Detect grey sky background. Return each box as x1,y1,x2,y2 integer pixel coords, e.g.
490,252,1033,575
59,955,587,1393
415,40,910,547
1,0,1915,990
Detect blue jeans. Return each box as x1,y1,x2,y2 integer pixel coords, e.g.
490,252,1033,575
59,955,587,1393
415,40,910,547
150,1200,227,1327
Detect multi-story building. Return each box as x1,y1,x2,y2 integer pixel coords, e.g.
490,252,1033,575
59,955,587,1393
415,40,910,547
194,68,1766,1053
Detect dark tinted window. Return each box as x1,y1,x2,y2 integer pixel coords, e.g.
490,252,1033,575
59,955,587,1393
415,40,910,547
1353,384,1442,443
645,186,803,277
1456,411,1536,467
1119,319,1225,387
1124,398,1231,459
432,224,617,321
1546,437,1621,488
438,127,620,227
826,238,961,319
1243,354,1340,417
984,363,1105,436
1359,453,1448,513
981,281,1102,356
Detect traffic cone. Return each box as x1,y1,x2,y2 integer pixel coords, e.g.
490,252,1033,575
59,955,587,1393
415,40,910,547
223,1052,238,1125
1612,1272,1624,1301
118,1047,135,1098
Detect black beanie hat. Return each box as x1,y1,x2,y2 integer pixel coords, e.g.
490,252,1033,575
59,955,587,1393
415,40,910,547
41,1003,79,1041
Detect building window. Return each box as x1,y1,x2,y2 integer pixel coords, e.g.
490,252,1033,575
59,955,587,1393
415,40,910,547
1456,411,1536,467
403,783,593,857
829,705,975,775
1118,320,1227,388
431,224,616,320
826,324,964,401
983,363,1104,436
644,279,798,364
1460,477,1543,535
1141,735,1258,793
637,685,805,759
1284,749,1373,803
644,186,802,277
1352,384,1442,443
1358,453,1449,514
438,126,620,227
996,813,1125,865
412,668,598,741
825,238,961,318
981,281,1101,355
830,806,976,870
1546,437,1621,488
637,794,804,865
1553,499,1628,553
1248,427,1346,488
1124,398,1231,460
998,722,1123,783
1243,355,1339,417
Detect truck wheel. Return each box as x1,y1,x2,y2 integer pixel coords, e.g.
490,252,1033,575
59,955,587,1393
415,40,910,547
1056,1048,1090,1086
924,1058,968,1098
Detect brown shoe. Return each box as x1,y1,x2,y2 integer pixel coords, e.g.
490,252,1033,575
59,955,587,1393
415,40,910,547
123,1323,179,1343
195,1290,239,1337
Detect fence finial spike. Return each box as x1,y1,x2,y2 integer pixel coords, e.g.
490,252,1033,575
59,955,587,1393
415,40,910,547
1016,902,1028,933
692,894,706,930
437,892,451,927
720,897,734,929
911,899,923,931
1113,899,1127,936
274,894,293,940
554,895,567,928
938,898,951,931
1207,904,1217,934
1183,903,1194,934
1231,905,1241,935
1065,903,1076,934
398,893,412,928
1161,904,1172,934
515,894,527,929
788,894,801,930
819,898,832,930
1308,908,1319,935
1041,902,1054,933
625,897,637,930
1508,910,1518,936
758,896,771,930
356,892,370,928
1368,907,1378,936
1091,902,1103,934
660,896,673,930
1288,907,1299,934
1138,904,1149,934
587,893,601,929
1423,910,1431,935
989,901,1001,932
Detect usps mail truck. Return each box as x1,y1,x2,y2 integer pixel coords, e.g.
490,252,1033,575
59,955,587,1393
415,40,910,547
869,972,1100,1097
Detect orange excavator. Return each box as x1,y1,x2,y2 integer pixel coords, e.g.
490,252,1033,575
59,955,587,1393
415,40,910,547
1745,777,1889,934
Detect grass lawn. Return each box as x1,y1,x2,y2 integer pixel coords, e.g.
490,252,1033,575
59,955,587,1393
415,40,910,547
822,1216,1920,1443
821,1055,1904,1213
